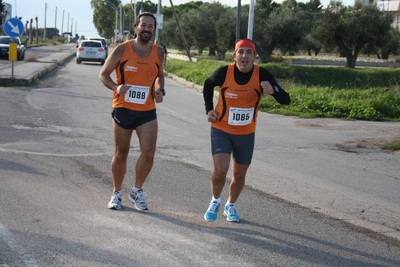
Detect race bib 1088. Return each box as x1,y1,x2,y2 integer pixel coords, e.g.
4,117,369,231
125,85,149,104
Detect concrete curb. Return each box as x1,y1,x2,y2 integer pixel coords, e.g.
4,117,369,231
0,51,76,86
166,72,203,92
290,59,400,68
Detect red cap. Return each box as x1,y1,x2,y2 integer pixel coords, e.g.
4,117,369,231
235,38,256,52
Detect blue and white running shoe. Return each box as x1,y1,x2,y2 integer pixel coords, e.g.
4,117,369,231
204,200,221,222
224,204,240,222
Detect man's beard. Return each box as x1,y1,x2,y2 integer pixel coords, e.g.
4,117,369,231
137,31,152,43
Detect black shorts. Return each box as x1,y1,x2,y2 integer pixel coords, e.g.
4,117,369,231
210,127,255,165
111,108,157,130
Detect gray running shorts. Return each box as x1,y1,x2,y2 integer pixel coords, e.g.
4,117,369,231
210,127,255,165
112,108,156,130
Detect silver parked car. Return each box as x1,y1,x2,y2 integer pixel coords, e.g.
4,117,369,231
76,40,106,65
87,37,109,58
0,36,25,60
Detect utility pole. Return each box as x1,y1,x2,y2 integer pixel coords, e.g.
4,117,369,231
67,13,70,38
134,0,137,21
247,0,255,40
236,0,241,42
104,1,118,41
169,0,191,61
35,16,38,44
44,2,47,40
29,18,33,44
155,0,161,40
55,6,57,38
61,10,64,38
25,20,28,36
119,3,123,41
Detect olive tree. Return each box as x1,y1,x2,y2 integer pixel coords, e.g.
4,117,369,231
195,2,227,56
215,7,237,60
375,28,400,60
312,2,393,68
297,0,323,56
362,28,400,60
301,34,322,56
181,8,215,54
254,11,307,62
160,19,184,49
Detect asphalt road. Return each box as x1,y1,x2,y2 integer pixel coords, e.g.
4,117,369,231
0,46,399,266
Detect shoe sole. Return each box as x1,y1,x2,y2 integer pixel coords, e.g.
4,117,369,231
223,211,239,222
128,195,148,211
108,198,122,210
107,203,121,210
204,209,220,222
204,214,217,222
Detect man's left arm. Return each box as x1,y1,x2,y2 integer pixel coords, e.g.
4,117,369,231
155,46,166,102
260,68,290,105
155,72,165,95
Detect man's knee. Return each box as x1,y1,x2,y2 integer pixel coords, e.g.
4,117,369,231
213,165,229,177
140,148,156,160
114,147,130,159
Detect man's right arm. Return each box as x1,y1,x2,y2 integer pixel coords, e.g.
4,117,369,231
203,66,227,114
99,44,124,93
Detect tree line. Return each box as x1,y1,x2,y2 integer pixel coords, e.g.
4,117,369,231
91,0,400,68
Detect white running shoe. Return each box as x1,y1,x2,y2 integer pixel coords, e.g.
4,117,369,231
128,189,148,211
107,191,122,210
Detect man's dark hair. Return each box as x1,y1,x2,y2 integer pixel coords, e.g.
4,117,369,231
134,12,157,31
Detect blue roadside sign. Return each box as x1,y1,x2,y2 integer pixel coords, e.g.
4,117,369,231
4,18,24,38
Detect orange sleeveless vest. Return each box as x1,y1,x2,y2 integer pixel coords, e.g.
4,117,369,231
112,41,161,111
211,64,262,135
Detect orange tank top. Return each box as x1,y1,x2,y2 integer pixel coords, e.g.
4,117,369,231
112,41,161,111
211,64,262,135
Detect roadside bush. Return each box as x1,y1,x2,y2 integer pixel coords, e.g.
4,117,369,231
261,86,400,121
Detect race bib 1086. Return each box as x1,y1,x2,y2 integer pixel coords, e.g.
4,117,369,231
228,107,254,125
125,85,149,104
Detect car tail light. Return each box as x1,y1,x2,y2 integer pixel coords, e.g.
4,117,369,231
98,48,105,52
78,47,85,51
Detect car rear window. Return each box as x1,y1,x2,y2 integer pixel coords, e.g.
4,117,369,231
91,39,106,45
0,38,20,44
0,38,10,44
82,41,102,47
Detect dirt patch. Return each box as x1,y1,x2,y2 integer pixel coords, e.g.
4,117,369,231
336,138,390,152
